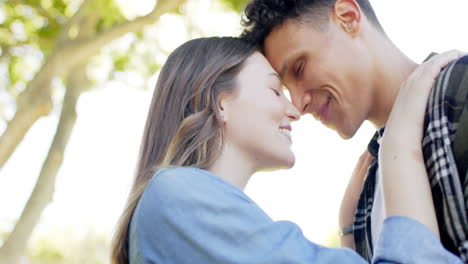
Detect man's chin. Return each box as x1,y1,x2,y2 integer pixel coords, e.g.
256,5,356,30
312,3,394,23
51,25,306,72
337,131,354,140
335,126,358,140
321,119,359,139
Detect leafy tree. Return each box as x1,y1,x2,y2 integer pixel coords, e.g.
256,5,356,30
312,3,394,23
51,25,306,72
0,0,192,262
0,0,252,264
0,0,251,262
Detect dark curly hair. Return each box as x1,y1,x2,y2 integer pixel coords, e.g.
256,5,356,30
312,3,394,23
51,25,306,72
241,0,383,47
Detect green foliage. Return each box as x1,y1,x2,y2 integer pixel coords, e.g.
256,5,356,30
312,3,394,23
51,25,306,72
148,62,161,74
220,0,251,13
1,4,19,28
113,55,130,72
30,241,65,263
94,0,126,33
0,0,65,95
0,0,249,98
51,0,68,15
27,0,43,8
28,229,110,264
0,0,279,262
7,55,21,88
36,21,61,41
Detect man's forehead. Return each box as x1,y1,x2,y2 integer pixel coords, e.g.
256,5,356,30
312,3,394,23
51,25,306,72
264,43,298,82
263,36,289,72
263,22,306,72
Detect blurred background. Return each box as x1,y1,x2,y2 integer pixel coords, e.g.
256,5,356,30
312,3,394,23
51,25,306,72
0,0,467,263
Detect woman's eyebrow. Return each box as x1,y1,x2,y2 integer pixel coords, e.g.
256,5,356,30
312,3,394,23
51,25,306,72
269,72,282,83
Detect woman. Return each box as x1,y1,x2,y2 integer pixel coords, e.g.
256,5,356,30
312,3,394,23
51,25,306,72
110,37,463,263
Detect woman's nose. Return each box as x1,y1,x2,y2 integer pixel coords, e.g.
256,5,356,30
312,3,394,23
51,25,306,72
286,102,301,121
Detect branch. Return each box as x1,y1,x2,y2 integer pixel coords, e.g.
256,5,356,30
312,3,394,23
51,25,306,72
0,49,60,169
65,0,188,61
0,0,188,169
0,64,86,261
0,44,10,61
0,23,92,253
57,0,94,43
0,98,52,169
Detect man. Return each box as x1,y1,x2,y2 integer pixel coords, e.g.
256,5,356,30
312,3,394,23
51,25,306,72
240,0,468,262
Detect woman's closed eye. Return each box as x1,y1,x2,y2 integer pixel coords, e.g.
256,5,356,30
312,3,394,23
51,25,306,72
271,88,281,96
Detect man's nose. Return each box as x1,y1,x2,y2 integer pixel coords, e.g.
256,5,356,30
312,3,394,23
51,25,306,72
291,92,312,115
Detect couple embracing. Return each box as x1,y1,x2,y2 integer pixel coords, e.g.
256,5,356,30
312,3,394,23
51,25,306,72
111,0,468,263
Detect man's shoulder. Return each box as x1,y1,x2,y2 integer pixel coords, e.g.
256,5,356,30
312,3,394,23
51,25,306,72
423,54,467,141
431,55,468,100
437,55,468,79
454,54,468,65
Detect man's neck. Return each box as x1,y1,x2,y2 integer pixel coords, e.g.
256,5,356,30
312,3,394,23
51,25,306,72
368,39,418,128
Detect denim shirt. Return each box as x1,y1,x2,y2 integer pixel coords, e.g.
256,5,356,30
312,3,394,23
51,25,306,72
128,168,461,264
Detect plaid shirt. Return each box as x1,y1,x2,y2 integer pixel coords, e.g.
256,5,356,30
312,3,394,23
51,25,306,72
353,54,468,263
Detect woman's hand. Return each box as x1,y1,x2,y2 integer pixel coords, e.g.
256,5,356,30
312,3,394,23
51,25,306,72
339,150,373,249
384,50,465,143
380,50,465,238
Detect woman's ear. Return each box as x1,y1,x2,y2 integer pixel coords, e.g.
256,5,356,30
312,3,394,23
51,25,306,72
217,93,231,123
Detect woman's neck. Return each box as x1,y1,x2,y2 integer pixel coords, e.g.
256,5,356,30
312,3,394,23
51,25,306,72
207,143,254,190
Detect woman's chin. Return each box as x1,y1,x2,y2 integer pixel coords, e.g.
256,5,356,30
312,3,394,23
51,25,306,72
279,154,296,169
284,156,296,168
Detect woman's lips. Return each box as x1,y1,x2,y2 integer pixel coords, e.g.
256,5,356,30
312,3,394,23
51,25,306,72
279,125,292,142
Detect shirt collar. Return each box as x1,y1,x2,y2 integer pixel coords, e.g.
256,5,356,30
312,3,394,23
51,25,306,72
424,52,438,62
367,126,386,158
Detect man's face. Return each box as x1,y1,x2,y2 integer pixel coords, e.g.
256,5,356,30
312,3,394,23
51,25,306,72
264,19,375,139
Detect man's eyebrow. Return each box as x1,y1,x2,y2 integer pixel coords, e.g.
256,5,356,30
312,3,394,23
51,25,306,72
279,59,290,80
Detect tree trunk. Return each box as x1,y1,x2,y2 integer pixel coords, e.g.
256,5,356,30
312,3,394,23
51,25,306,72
0,1,189,261
0,51,62,169
0,63,87,264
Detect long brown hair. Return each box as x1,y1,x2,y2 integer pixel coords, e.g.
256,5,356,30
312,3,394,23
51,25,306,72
110,37,256,264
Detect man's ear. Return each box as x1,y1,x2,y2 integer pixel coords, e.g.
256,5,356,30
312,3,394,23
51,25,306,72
333,0,362,36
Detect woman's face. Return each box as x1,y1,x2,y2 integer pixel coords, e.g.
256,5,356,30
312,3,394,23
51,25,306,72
221,52,300,171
